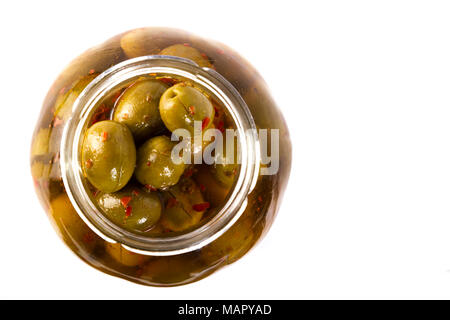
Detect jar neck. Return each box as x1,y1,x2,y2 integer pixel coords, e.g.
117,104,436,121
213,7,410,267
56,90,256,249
60,56,260,256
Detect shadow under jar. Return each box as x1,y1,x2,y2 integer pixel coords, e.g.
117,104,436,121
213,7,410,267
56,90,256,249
30,27,292,286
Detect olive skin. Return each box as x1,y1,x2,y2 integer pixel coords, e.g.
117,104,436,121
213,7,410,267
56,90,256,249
135,136,185,189
81,120,136,193
212,163,238,187
31,128,52,157
160,44,212,68
159,83,215,135
96,187,162,232
202,216,255,264
54,74,98,121
113,79,168,141
212,139,239,187
160,178,207,232
194,165,230,207
31,161,52,180
120,28,182,58
50,194,99,252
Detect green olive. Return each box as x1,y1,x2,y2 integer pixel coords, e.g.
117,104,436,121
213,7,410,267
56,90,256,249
135,136,185,189
212,137,239,187
81,120,136,193
120,28,176,58
213,162,238,187
50,194,99,251
113,79,168,140
159,83,215,135
31,128,52,157
202,217,255,264
96,186,161,232
54,74,97,121
160,178,207,232
194,165,230,207
160,44,211,68
31,160,60,183
31,125,63,158
31,161,52,180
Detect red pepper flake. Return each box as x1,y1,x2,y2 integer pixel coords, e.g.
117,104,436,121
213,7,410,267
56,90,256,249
83,232,94,243
136,267,144,277
120,196,132,208
88,69,95,75
101,131,108,142
52,117,64,127
90,115,100,125
184,168,193,178
258,196,263,203
149,73,157,77
200,53,208,59
144,184,157,192
146,161,152,167
92,189,100,197
90,104,111,125
199,184,206,192
112,90,122,103
125,206,132,217
189,105,196,115
85,159,93,169
202,117,210,130
192,202,210,212
183,43,190,47
166,197,178,209
217,120,225,133
99,104,109,113
122,113,129,120
159,77,177,86
132,189,140,196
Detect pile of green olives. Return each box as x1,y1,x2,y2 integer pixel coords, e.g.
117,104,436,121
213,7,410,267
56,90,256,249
80,74,233,235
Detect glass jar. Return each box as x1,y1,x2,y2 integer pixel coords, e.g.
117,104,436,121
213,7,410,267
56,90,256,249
30,27,291,286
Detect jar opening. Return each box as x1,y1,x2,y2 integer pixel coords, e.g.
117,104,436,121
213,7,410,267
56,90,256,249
61,56,260,256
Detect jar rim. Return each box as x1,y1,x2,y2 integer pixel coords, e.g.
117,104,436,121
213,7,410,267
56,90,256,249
60,55,260,256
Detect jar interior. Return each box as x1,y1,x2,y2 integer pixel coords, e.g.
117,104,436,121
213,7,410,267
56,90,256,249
61,56,258,256
80,72,241,238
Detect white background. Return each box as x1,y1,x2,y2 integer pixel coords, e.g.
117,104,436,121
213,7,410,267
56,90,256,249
1,0,450,299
